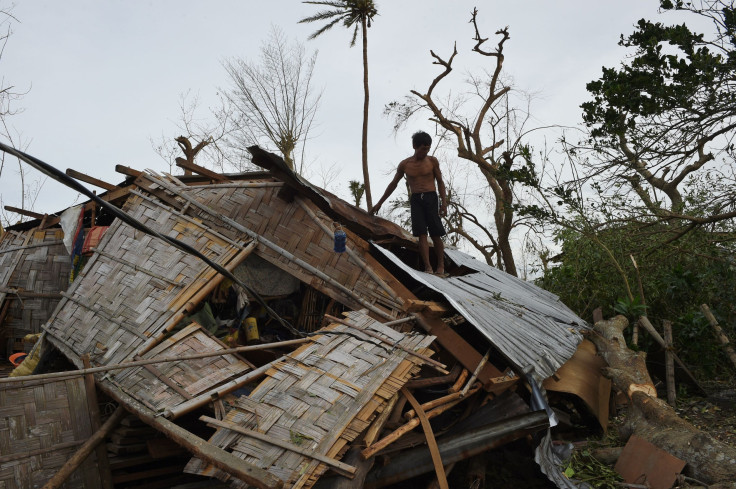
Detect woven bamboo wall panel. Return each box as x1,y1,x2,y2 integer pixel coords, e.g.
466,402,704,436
0,378,101,488
0,229,70,356
44,193,241,371
109,323,251,413
186,310,435,489
176,185,403,318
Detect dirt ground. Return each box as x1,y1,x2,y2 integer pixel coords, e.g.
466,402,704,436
675,379,736,448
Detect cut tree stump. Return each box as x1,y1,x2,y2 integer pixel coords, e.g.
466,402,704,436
589,315,736,487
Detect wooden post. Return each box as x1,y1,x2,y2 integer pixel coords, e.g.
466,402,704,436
81,355,113,489
701,304,736,369
638,315,703,392
663,320,676,406
40,406,126,489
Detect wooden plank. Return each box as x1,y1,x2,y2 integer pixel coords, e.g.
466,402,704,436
175,159,228,182
3,206,46,220
66,168,118,191
115,164,142,178
405,300,448,317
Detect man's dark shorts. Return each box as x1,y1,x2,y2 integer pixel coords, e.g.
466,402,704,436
410,191,446,237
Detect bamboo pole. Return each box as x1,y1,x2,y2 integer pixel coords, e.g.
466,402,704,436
296,197,402,304
460,349,490,397
0,240,64,255
448,369,469,393
164,355,287,419
701,304,736,369
663,320,676,406
40,406,126,489
0,287,62,299
0,338,308,386
637,315,703,391
361,396,467,459
324,314,447,373
404,384,481,420
200,415,357,478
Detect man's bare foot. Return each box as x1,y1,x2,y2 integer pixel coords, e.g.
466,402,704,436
424,268,433,273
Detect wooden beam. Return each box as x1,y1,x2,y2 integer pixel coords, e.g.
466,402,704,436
412,313,507,391
115,164,142,178
81,355,114,489
66,168,117,191
175,158,227,181
3,206,46,220
405,300,448,317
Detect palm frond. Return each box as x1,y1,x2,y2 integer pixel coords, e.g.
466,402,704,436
305,16,344,40
299,9,345,24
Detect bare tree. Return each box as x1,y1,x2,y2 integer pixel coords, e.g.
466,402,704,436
386,9,543,277
221,25,321,173
150,91,246,174
0,5,44,229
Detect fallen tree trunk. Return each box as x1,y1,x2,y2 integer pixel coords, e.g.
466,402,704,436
589,315,736,487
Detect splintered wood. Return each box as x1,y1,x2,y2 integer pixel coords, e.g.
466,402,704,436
0,377,101,488
186,310,436,489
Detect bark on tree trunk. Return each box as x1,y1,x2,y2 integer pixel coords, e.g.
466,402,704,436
361,17,372,210
589,315,736,487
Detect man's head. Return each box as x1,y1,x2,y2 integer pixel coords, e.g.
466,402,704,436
412,131,432,149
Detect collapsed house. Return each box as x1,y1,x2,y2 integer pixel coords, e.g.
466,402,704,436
0,146,610,489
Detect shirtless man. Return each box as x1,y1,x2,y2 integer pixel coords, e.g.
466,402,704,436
370,131,447,274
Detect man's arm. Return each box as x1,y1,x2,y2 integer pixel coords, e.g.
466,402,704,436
370,164,405,215
432,157,447,217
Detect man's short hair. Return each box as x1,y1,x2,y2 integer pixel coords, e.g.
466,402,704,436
412,131,432,148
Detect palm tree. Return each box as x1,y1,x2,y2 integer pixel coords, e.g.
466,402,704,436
299,1,378,209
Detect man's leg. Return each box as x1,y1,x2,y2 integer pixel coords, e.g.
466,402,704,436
418,235,433,273
431,236,445,275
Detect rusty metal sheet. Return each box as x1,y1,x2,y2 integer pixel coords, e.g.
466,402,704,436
543,339,612,431
614,434,686,489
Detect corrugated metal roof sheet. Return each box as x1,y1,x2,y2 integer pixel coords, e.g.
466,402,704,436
372,245,589,382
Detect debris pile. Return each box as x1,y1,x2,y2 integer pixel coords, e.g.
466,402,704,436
0,146,606,489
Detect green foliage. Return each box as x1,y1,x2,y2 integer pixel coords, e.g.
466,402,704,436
613,296,647,319
537,224,736,377
299,0,378,47
564,447,623,489
348,180,365,207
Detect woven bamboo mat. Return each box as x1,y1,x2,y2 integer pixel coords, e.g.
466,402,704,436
186,310,435,489
110,322,252,414
147,182,405,319
0,229,69,355
0,377,101,488
43,191,245,415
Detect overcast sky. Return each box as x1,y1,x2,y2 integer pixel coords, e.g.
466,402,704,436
1,1,675,229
